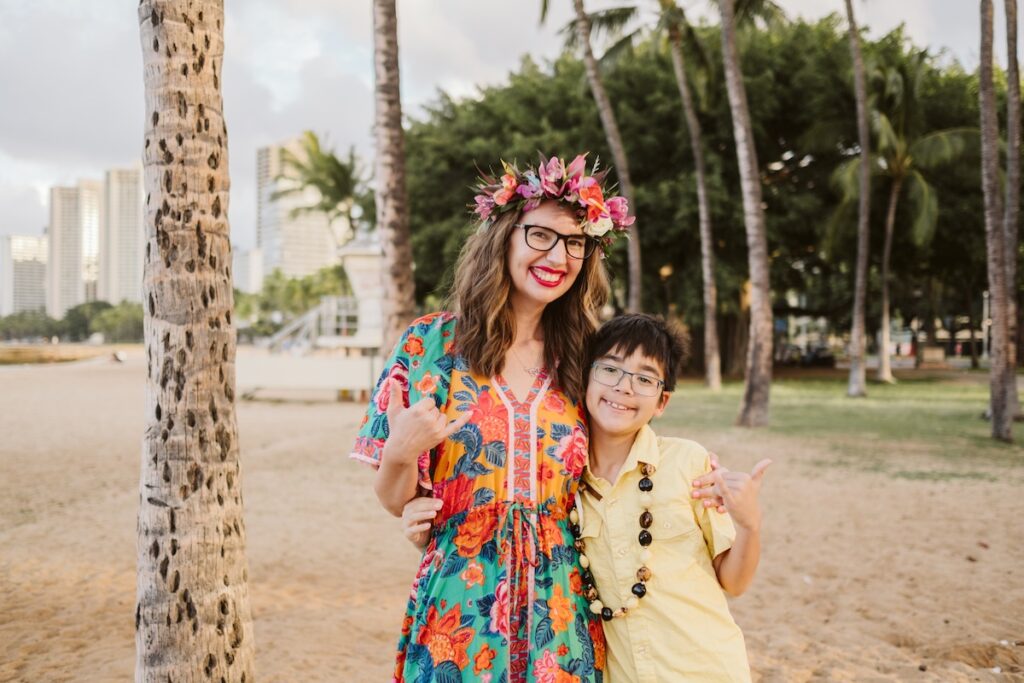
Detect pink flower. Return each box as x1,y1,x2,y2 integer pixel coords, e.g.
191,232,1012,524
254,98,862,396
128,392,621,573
566,154,588,182
474,194,495,220
517,172,543,199
539,156,566,195
488,579,510,637
532,649,561,683
556,426,588,478
375,364,409,415
606,196,629,224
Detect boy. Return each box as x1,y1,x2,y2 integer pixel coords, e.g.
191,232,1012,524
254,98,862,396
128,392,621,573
402,314,769,682
573,313,769,682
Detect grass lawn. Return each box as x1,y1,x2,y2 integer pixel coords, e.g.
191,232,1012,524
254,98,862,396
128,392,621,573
658,369,1023,481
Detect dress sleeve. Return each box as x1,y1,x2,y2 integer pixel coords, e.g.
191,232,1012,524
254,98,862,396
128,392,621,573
690,447,736,559
349,312,455,490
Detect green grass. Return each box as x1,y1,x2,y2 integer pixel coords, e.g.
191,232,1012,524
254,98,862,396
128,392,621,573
656,371,1023,474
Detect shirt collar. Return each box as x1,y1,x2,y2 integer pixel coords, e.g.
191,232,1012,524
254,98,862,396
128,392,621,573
584,423,661,490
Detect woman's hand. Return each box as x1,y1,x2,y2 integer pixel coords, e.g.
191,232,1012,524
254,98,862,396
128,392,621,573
383,378,472,465
700,459,772,531
691,451,728,514
402,496,444,550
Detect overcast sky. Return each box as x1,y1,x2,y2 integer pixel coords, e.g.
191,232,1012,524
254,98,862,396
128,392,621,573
0,1,1001,250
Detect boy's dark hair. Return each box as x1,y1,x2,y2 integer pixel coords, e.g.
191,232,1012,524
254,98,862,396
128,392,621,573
587,314,689,392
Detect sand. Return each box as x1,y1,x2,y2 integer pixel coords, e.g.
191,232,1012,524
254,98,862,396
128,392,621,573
1,352,1022,682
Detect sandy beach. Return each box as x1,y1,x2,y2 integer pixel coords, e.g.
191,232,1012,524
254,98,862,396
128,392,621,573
1,351,1022,682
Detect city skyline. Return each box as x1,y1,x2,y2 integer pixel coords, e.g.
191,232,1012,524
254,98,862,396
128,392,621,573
0,1,1004,253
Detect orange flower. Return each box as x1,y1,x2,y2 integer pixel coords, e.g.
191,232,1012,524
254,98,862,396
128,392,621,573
437,474,475,523
460,560,485,588
579,184,608,223
471,391,509,443
544,391,567,413
589,618,607,670
538,513,565,558
555,671,581,683
454,507,499,558
473,643,496,675
415,371,438,395
569,568,583,595
416,603,474,669
400,613,414,637
557,644,569,657
403,334,425,356
548,584,573,633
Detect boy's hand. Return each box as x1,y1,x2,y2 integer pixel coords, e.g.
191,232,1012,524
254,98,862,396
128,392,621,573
706,459,772,531
383,379,472,465
691,451,728,513
402,496,444,550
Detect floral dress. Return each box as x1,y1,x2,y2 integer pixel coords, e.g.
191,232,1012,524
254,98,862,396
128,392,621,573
351,312,605,683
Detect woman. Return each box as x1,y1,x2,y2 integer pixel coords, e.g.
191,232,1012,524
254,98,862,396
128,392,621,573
350,153,633,682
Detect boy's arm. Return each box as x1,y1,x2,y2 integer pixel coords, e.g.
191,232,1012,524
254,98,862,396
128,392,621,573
707,459,772,596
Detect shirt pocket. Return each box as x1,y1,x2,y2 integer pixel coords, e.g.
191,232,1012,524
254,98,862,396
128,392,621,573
578,509,603,540
649,503,700,541
649,503,705,575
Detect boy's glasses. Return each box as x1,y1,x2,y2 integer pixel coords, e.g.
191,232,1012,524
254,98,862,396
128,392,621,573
590,362,664,397
514,223,597,259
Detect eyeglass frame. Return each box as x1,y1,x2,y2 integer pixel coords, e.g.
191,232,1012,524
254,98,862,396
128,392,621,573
589,361,665,397
513,223,598,260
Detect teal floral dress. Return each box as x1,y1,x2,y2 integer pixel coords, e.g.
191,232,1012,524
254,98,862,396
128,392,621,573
351,313,605,683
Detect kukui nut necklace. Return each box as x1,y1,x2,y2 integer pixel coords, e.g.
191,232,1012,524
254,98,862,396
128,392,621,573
570,462,656,621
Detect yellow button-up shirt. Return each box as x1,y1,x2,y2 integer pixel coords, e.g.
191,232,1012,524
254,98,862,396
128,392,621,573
578,425,751,683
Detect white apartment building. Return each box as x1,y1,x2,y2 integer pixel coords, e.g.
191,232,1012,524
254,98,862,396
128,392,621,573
0,234,47,316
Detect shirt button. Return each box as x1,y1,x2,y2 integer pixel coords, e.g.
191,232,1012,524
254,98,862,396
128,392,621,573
663,521,672,529
617,548,627,557
609,498,618,507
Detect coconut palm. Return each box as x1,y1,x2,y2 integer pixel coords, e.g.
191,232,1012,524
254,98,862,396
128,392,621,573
271,130,365,248
541,0,643,312
374,0,417,352
832,48,976,385
137,1,255,679
1003,0,1021,416
844,0,872,398
980,0,1014,440
717,0,773,426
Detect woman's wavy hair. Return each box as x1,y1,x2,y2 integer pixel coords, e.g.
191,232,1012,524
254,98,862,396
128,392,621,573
447,208,610,402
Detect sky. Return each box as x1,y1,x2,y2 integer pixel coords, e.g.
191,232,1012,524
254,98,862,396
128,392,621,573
0,0,1004,251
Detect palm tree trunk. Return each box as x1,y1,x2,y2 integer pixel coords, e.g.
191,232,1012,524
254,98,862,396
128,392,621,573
374,0,417,353
1004,0,1021,415
665,11,721,390
844,0,871,398
968,289,980,369
877,177,901,383
981,0,1013,441
718,0,773,427
137,2,256,680
572,0,642,312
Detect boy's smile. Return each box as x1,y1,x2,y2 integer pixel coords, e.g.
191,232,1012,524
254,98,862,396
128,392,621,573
585,346,671,439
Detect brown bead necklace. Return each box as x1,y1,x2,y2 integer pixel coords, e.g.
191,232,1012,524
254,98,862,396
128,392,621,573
571,462,656,621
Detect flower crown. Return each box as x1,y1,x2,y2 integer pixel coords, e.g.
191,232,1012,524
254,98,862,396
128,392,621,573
471,153,635,250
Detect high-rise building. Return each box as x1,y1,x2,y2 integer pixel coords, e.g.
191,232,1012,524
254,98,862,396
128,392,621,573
0,235,47,316
231,246,263,295
256,138,347,281
47,180,102,318
99,167,144,304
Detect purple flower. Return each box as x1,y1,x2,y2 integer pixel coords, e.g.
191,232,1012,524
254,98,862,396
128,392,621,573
474,194,495,220
516,171,543,199
607,196,629,224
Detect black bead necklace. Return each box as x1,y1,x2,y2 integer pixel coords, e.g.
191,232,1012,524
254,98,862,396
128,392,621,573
571,462,656,621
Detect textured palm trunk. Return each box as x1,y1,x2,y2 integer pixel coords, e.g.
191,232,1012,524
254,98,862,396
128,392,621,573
572,0,642,312
1004,0,1021,414
719,0,772,427
845,0,871,398
877,177,901,384
665,9,720,390
981,0,1013,441
374,0,417,353
136,3,255,680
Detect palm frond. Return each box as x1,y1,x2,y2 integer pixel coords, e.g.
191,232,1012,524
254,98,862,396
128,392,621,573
907,169,938,246
733,0,786,27
562,5,640,52
909,127,979,168
599,26,644,66
872,111,900,155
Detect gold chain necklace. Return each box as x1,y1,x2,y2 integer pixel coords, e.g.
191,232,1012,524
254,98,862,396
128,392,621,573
571,462,656,620
510,344,544,377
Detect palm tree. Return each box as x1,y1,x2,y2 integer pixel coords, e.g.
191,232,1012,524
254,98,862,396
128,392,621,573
271,130,363,249
834,49,976,385
844,0,871,398
981,0,1014,440
542,0,643,312
1003,0,1021,416
374,0,417,352
718,0,773,426
137,1,255,679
